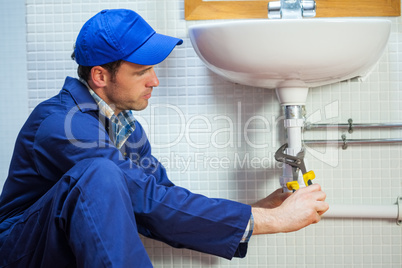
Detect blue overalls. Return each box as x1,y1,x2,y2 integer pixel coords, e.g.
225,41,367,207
0,77,251,267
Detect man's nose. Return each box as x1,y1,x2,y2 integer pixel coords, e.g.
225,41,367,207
147,68,159,87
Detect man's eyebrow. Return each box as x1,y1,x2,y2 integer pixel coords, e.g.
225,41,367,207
136,66,153,74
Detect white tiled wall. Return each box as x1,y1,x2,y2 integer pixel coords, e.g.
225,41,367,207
2,0,402,267
0,1,29,183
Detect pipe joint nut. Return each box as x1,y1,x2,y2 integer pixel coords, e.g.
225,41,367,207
284,118,305,128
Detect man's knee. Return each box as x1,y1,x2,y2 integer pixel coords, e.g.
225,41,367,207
66,158,121,176
63,158,126,190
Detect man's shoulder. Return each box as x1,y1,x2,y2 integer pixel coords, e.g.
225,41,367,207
25,77,98,135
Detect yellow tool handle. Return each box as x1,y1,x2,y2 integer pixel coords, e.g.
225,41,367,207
303,170,315,186
286,181,300,192
286,170,315,192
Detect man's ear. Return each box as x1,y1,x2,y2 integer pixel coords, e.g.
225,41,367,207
90,66,109,88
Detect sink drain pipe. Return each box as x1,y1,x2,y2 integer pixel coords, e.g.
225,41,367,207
323,196,402,225
280,105,307,192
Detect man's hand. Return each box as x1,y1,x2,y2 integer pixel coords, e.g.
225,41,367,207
251,184,329,235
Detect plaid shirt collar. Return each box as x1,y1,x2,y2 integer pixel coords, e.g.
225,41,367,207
80,80,136,149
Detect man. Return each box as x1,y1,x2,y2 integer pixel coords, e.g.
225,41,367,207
0,9,328,267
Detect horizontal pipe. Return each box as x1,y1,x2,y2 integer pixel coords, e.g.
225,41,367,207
324,204,398,219
306,122,402,130
304,138,402,146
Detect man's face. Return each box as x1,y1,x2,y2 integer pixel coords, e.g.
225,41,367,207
102,61,159,114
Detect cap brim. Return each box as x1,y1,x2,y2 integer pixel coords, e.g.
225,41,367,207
123,33,183,65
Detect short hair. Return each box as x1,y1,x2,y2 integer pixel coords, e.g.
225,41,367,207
71,51,123,82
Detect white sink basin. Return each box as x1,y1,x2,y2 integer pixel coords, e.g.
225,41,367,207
189,19,391,104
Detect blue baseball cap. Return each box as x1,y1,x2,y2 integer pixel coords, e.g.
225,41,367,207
74,9,183,66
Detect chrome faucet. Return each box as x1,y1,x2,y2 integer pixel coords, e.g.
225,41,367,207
268,0,316,19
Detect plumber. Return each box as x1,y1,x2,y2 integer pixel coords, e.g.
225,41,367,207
0,9,328,267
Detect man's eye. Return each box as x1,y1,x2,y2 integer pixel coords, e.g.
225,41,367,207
137,68,150,76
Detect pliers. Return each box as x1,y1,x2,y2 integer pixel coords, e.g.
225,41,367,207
274,143,315,191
